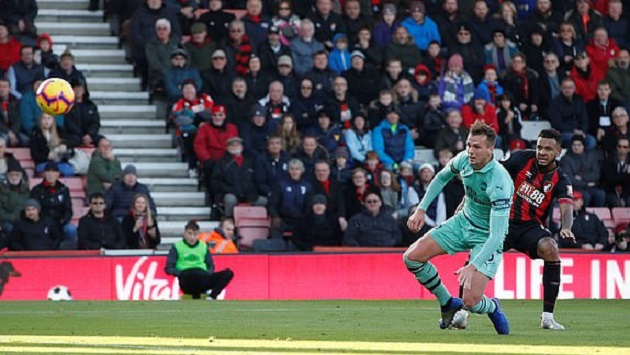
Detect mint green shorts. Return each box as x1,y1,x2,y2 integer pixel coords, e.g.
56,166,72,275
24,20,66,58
429,213,503,279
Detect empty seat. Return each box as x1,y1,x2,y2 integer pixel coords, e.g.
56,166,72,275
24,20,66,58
414,148,437,165
521,121,552,142
585,207,612,221
612,207,630,226
233,206,271,250
6,148,31,161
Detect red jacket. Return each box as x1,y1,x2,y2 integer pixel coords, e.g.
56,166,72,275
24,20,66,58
0,37,21,71
193,122,239,163
461,104,499,133
569,65,606,102
585,38,619,75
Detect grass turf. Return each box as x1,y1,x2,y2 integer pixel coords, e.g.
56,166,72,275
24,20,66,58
1,300,629,354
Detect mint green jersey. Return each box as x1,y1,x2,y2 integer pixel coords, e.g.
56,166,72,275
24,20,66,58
418,151,514,270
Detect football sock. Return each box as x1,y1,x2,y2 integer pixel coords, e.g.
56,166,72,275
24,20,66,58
469,295,497,315
543,260,561,313
404,255,451,306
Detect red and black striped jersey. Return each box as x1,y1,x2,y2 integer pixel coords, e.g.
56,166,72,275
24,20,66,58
500,150,573,224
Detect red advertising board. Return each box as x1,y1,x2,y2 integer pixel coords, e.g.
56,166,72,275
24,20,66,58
0,252,628,301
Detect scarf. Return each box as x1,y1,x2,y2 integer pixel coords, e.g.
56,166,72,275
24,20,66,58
355,184,370,202
43,179,57,194
130,210,149,248
233,35,253,76
486,82,497,103
512,69,529,101
246,14,261,24
320,179,330,195
233,154,244,167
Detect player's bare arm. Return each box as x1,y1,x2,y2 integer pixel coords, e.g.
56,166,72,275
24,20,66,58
558,202,575,242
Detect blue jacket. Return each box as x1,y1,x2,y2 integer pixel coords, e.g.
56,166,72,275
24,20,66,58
104,181,157,219
306,124,343,156
268,177,312,220
7,61,44,99
401,16,440,51
254,151,290,196
372,120,414,166
241,120,273,159
344,129,372,162
164,65,203,103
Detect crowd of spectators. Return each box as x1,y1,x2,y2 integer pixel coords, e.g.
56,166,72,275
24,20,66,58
2,0,630,253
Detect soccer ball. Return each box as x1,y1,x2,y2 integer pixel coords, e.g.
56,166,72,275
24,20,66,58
47,285,73,301
450,309,470,330
36,78,75,116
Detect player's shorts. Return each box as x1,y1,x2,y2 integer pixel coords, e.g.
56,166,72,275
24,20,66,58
429,212,503,279
502,220,552,259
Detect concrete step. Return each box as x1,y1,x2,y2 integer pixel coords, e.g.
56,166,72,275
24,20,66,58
38,0,89,10
159,220,218,240
153,192,206,207
108,134,172,149
54,49,127,65
101,119,165,134
90,91,149,105
86,77,141,92
115,148,178,163
99,105,156,119
76,63,134,78
157,207,211,221
39,9,104,22
36,22,110,36
137,177,199,192
122,161,187,177
53,35,119,50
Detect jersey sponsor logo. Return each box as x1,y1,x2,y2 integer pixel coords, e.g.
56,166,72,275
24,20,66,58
491,198,511,210
516,181,546,207
543,181,554,193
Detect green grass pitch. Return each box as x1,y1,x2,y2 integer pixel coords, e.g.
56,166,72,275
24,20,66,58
1,299,629,354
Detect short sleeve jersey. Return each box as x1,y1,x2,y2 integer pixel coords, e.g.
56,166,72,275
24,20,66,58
500,150,573,225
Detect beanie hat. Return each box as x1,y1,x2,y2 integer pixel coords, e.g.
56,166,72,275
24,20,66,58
473,87,486,101
311,194,327,206
7,159,22,173
24,199,41,210
448,54,463,68
123,165,137,176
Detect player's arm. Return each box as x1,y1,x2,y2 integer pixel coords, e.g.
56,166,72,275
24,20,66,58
556,175,576,242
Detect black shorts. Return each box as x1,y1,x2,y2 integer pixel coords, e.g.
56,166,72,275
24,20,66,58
503,221,552,259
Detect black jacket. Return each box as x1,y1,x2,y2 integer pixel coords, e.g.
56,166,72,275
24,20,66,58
548,94,589,133
198,10,236,45
77,211,125,250
31,181,73,226
64,98,101,144
201,67,235,105
257,42,292,74
562,210,608,248
342,67,382,107
9,214,62,251
29,127,77,165
294,210,342,251
343,209,401,246
211,153,259,202
121,213,161,249
254,150,290,197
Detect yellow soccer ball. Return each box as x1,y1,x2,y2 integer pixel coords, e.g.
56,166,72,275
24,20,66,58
36,78,76,116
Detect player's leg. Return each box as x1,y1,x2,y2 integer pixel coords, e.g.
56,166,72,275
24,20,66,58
537,235,565,330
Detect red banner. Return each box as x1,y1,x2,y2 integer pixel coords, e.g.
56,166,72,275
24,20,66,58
0,252,628,301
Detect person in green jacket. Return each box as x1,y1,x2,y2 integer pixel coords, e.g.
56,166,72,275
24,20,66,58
86,138,122,197
165,220,234,300
0,160,30,236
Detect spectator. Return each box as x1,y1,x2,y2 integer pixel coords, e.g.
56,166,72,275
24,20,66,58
19,75,62,140
0,23,21,73
170,80,214,177
34,33,58,71
363,150,382,187
553,22,585,75
461,88,500,138
242,0,270,48
585,27,619,74
525,0,563,38
65,80,101,147
267,158,312,238
270,0,301,46
566,0,603,42
86,138,122,197
29,114,75,176
8,199,63,251
502,52,540,119
331,145,352,185
224,77,254,131
521,23,550,76
344,114,372,164
30,162,76,242
183,23,216,73
274,54,300,97
586,80,619,143
484,28,518,76
496,1,521,44
421,93,446,148
306,110,342,156
601,137,630,207
293,194,342,250
342,50,382,107
434,109,469,158
475,65,504,105
164,48,202,103
0,159,28,236
373,3,400,50
372,107,414,170
606,48,630,105
569,52,606,103
603,106,630,157
353,26,383,71
385,26,423,76
308,0,341,49
603,0,628,48
396,161,416,220
367,89,396,130
343,191,401,246
434,0,463,48
258,81,290,126
294,135,328,180
449,23,485,84
241,105,272,158
0,0,37,42
381,58,407,91
165,220,234,299
378,169,400,215
275,113,300,154
290,19,325,76
0,78,23,147
201,49,235,104
312,160,344,222
469,0,498,46
612,227,630,252
198,0,235,45
105,164,156,219
341,167,378,220
421,41,446,81
290,78,324,131
324,76,360,125
328,34,351,75
496,93,523,151
78,193,126,250
193,104,238,204
411,64,437,104
225,20,254,77
258,25,292,74
561,191,608,250
401,1,440,52
538,52,565,115
409,163,447,235
7,45,43,100
145,19,180,92
255,134,290,198
549,77,596,149
121,193,161,249
0,137,19,181
194,218,238,254
561,134,606,207
48,48,87,88
338,0,369,46
245,54,272,101
438,54,475,111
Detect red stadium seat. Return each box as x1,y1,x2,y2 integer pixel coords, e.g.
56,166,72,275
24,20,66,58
586,207,612,222
233,206,270,250
552,207,561,223
6,147,31,161
612,207,630,227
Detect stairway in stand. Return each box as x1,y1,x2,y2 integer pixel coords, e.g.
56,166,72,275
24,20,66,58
37,0,217,246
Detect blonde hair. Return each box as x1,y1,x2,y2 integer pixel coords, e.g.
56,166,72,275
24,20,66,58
276,113,301,153
39,113,62,149
131,193,155,225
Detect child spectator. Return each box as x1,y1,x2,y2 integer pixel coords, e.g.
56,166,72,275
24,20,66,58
476,65,504,105
328,33,351,74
